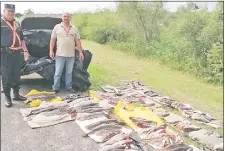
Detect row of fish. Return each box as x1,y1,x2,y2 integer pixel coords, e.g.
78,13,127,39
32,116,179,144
124,81,222,128
69,97,142,151
99,82,223,150
25,93,56,104
21,83,223,150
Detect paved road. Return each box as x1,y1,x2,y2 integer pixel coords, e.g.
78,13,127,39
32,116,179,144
1,74,99,151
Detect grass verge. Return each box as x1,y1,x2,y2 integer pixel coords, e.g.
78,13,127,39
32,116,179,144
83,40,223,121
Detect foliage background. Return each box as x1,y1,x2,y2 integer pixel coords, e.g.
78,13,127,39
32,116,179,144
72,2,224,85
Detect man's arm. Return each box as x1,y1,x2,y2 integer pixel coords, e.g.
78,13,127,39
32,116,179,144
74,27,84,60
49,25,57,59
50,38,56,53
21,41,28,52
20,30,28,52
74,27,83,53
75,39,82,53
74,27,81,52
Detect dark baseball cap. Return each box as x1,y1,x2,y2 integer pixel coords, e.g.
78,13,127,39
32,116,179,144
4,4,15,12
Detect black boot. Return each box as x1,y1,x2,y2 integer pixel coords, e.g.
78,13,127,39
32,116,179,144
5,95,12,108
13,90,27,101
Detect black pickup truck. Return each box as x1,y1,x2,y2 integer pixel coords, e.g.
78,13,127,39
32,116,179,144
18,14,92,91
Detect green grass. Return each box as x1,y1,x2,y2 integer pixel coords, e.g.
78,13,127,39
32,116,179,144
87,63,119,89
83,40,223,120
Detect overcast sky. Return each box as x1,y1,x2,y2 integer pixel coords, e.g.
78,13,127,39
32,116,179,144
1,1,217,14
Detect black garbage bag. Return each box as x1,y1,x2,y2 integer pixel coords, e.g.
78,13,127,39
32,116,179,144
21,56,54,75
75,49,92,71
37,63,55,81
60,50,92,91
61,56,91,91
36,50,92,91
83,50,92,71
24,30,56,58
72,68,91,91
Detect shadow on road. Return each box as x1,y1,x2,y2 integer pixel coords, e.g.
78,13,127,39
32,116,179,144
19,78,74,97
20,78,52,91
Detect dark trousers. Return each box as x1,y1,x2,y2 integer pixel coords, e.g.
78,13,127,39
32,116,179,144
1,49,22,96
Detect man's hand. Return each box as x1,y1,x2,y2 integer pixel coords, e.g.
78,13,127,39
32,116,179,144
49,51,54,59
24,51,30,61
79,52,84,60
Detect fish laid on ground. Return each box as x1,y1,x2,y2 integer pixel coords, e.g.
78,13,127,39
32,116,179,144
73,100,98,108
83,123,122,137
100,133,129,149
99,140,134,151
100,144,126,151
32,107,72,124
95,129,121,142
85,119,118,130
137,125,167,136
79,108,104,113
75,105,101,112
76,112,106,121
41,109,67,116
151,143,192,151
68,98,91,106
95,129,120,136
173,121,201,133
101,85,120,93
25,102,68,116
30,104,69,115
130,117,157,128
26,94,56,101
190,113,212,123
63,95,89,102
59,106,76,114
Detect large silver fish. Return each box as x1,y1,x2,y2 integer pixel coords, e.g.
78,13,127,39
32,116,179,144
73,100,98,108
95,129,120,142
26,94,56,102
28,102,68,116
75,105,101,112
99,140,134,151
79,108,104,113
83,123,122,137
99,133,129,149
85,119,118,130
76,112,106,121
95,129,120,136
59,106,76,114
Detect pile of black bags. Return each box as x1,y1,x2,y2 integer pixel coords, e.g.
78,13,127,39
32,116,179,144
37,50,92,91
23,30,56,57
21,30,92,92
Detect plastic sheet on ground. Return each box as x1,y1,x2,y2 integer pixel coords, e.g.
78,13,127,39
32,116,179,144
76,116,132,143
21,57,54,75
20,101,67,117
26,89,55,96
89,90,101,102
164,113,185,124
114,102,164,129
20,101,75,128
188,129,223,150
24,89,62,107
27,112,75,129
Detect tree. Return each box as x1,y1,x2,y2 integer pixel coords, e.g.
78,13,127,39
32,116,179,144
24,9,34,15
186,2,199,11
15,13,23,18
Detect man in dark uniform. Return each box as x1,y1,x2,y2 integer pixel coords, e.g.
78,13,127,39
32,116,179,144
1,4,29,107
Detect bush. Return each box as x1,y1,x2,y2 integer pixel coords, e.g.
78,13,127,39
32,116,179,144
72,2,224,85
